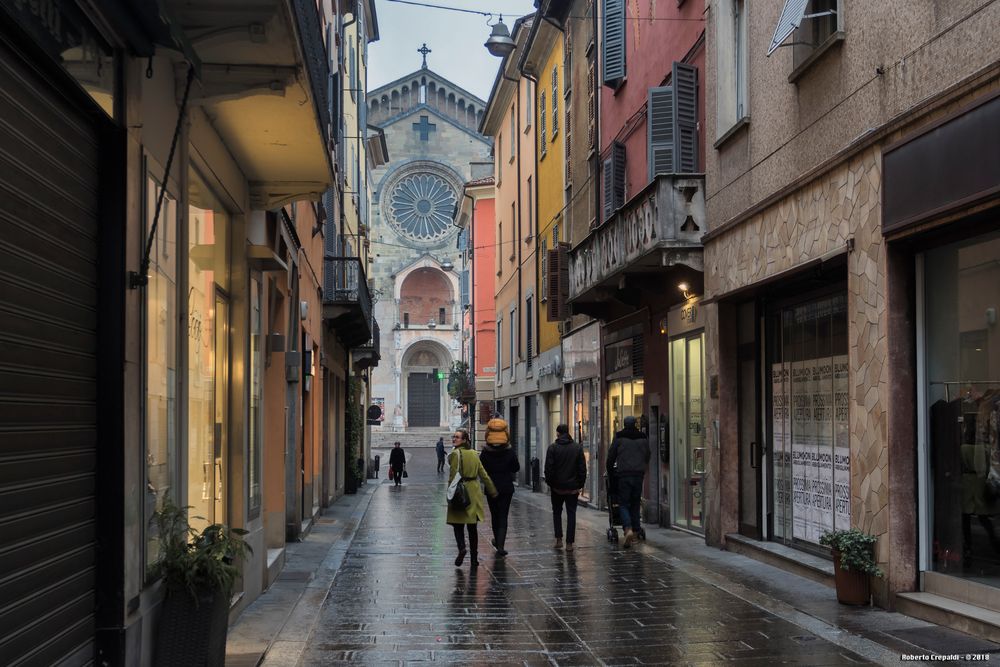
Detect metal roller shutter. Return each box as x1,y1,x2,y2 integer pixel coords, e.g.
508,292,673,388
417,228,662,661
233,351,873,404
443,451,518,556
0,39,99,666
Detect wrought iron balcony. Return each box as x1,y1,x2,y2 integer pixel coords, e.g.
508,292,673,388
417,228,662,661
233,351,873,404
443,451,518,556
323,256,373,348
353,319,381,371
567,174,705,321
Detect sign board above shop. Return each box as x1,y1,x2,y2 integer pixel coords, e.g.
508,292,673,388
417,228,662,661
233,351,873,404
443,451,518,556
667,297,705,337
883,91,1000,235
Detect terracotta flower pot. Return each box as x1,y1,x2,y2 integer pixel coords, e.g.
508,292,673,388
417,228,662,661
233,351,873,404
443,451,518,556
832,548,871,605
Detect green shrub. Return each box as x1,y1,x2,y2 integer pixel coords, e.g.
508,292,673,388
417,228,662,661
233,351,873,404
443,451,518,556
149,500,253,600
819,528,883,577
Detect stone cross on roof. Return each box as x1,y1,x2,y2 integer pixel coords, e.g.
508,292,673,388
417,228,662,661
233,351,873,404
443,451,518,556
417,43,431,69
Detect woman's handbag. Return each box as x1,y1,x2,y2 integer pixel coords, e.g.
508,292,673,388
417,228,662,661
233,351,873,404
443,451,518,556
402,468,408,478
447,452,471,511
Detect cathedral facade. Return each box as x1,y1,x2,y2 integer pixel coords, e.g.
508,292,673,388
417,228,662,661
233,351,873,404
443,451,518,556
368,60,491,434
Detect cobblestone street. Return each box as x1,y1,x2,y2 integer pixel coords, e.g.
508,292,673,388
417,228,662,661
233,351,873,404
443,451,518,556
295,448,875,665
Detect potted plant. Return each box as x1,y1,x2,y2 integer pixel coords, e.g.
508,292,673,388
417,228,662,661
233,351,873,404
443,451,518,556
819,528,883,605
149,500,252,667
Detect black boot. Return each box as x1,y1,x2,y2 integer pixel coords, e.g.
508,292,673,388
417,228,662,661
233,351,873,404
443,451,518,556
470,551,479,568
455,548,467,566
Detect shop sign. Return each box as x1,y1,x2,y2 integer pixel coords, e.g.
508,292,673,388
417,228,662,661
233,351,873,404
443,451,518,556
567,175,705,301
668,296,705,336
562,323,600,382
605,338,634,378
537,354,562,379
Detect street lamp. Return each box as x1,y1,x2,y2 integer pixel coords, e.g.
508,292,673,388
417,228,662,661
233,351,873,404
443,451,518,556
485,16,515,58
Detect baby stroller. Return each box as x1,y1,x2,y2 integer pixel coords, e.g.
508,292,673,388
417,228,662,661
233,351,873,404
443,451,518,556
604,472,647,543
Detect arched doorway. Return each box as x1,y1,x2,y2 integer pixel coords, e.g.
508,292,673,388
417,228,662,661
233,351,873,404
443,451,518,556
401,342,452,427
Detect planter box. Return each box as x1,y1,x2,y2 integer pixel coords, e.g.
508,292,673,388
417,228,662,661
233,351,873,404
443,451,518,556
832,549,871,605
155,589,229,666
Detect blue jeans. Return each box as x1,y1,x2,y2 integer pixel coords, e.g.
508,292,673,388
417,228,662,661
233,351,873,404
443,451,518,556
617,474,643,531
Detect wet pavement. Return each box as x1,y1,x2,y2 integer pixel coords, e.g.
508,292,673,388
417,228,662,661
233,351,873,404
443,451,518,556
297,448,876,665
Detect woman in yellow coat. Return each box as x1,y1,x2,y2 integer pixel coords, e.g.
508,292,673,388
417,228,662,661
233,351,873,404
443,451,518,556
447,429,497,567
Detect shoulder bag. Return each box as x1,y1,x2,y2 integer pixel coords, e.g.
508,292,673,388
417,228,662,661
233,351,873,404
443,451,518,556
447,451,472,511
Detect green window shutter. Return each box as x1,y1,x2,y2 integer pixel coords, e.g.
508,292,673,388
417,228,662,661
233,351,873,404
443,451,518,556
602,0,626,86
540,91,547,152
647,85,674,179
672,62,699,173
603,142,626,221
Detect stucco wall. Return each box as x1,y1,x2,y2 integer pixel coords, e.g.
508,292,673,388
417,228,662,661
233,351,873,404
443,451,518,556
705,0,1000,230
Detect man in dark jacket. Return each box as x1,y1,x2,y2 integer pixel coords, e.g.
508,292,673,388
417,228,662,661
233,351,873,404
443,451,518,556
606,416,650,547
388,442,406,487
544,424,587,550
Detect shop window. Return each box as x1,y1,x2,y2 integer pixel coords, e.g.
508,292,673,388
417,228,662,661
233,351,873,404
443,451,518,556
144,173,178,570
248,277,263,519
923,231,1000,584
187,166,231,533
769,293,849,546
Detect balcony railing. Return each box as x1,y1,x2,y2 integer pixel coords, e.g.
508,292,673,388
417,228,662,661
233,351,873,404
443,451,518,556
323,256,373,347
567,174,705,318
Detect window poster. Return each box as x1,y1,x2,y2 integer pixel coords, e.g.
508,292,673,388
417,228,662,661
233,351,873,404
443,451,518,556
833,355,851,528
772,362,790,539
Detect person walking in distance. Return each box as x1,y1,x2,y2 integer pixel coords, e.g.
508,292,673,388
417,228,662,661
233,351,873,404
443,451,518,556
544,424,587,551
479,416,519,557
435,436,446,474
447,429,497,568
388,441,406,487
606,416,650,548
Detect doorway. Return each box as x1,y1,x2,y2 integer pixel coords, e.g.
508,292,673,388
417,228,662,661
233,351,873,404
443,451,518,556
738,301,763,538
407,372,440,426
670,332,705,532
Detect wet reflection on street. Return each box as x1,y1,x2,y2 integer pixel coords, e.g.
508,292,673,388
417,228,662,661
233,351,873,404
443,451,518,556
302,449,871,665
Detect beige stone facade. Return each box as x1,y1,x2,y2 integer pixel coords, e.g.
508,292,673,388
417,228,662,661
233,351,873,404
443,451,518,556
702,0,1000,612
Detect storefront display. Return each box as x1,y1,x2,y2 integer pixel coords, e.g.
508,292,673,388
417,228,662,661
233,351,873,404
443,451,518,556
923,231,1000,586
145,174,178,566
769,293,850,546
187,167,231,531
668,299,706,532
564,323,602,503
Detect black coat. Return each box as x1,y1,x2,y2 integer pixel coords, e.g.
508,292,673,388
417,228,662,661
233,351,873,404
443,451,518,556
479,445,520,495
388,447,406,469
606,427,649,476
544,434,586,491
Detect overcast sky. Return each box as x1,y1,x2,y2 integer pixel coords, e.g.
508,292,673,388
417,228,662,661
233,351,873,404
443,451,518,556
368,0,536,102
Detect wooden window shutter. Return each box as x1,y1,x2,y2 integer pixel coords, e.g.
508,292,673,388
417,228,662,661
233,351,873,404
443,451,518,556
612,142,626,210
546,243,570,321
540,91,547,152
540,238,549,301
602,0,626,86
647,85,674,179
551,66,559,135
672,62,699,173
602,155,614,221
587,60,596,147
565,100,572,182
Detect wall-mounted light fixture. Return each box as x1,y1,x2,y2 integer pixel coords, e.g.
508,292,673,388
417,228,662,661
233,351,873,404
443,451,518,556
678,282,693,300
659,317,668,335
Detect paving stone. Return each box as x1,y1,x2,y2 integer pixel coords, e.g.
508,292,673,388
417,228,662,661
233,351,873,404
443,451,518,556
296,450,876,665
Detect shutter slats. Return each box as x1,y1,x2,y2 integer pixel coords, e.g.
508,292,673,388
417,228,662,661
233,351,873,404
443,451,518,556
648,85,674,179
546,243,570,321
602,156,614,220
647,62,699,178
540,91,547,151
612,142,626,211
673,62,699,172
602,0,626,85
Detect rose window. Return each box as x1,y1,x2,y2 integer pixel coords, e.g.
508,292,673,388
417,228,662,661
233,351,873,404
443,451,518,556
388,173,457,242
